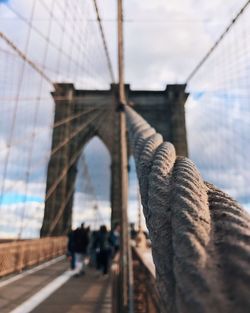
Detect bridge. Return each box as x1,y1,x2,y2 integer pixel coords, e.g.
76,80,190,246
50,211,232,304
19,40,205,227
0,0,250,313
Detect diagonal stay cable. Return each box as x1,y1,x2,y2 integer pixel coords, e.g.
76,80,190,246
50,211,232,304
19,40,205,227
5,4,73,67
50,108,106,158
53,103,106,128
2,107,110,199
4,4,94,81
0,31,53,85
45,108,107,201
92,0,115,82
47,112,108,235
48,183,75,236
2,107,107,196
0,2,39,208
186,0,250,82
0,105,105,153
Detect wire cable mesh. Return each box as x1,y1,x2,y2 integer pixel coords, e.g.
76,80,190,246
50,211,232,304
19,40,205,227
0,0,113,238
186,2,250,211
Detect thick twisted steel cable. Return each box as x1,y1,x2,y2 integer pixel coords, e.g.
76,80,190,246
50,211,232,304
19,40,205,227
125,105,250,313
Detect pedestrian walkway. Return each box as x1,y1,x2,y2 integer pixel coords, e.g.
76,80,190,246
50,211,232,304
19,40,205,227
33,269,111,313
0,257,112,313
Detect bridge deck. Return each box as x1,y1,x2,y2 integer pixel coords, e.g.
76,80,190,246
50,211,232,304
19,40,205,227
0,257,111,313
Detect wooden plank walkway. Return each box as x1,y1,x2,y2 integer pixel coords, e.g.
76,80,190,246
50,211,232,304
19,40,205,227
32,269,112,313
0,257,112,313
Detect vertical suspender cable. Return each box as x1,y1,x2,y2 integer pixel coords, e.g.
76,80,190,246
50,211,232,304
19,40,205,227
117,0,134,312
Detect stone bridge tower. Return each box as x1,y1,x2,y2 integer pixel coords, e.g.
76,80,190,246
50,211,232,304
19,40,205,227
40,83,188,236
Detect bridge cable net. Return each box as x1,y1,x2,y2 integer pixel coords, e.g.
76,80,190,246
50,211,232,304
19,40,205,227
0,0,113,238
72,152,105,233
125,105,250,313
185,0,250,212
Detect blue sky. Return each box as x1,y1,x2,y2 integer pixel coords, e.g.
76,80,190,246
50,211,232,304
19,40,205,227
0,193,43,205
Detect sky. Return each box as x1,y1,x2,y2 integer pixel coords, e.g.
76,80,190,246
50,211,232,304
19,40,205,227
0,0,249,238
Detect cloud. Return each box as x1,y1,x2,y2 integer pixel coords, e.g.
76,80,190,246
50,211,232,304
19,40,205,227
0,0,249,239
72,192,111,230
116,0,247,88
0,201,44,238
186,82,250,206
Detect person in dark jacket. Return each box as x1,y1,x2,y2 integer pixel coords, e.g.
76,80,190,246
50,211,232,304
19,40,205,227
74,223,89,276
89,230,98,267
67,229,75,270
95,225,111,275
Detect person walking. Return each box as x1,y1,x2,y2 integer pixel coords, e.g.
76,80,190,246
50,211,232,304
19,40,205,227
67,229,75,270
88,230,98,267
95,225,111,275
74,223,89,276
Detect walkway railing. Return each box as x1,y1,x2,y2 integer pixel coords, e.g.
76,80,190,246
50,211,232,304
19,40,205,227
0,236,67,277
111,238,134,313
125,105,250,313
132,247,161,313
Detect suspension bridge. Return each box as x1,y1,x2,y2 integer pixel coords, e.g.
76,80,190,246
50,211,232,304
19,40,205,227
0,0,250,312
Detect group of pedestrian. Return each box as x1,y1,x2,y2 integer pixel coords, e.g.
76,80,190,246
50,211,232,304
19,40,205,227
67,223,120,277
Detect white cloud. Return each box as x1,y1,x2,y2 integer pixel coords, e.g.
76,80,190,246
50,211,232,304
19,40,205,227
0,0,249,239
0,201,44,238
